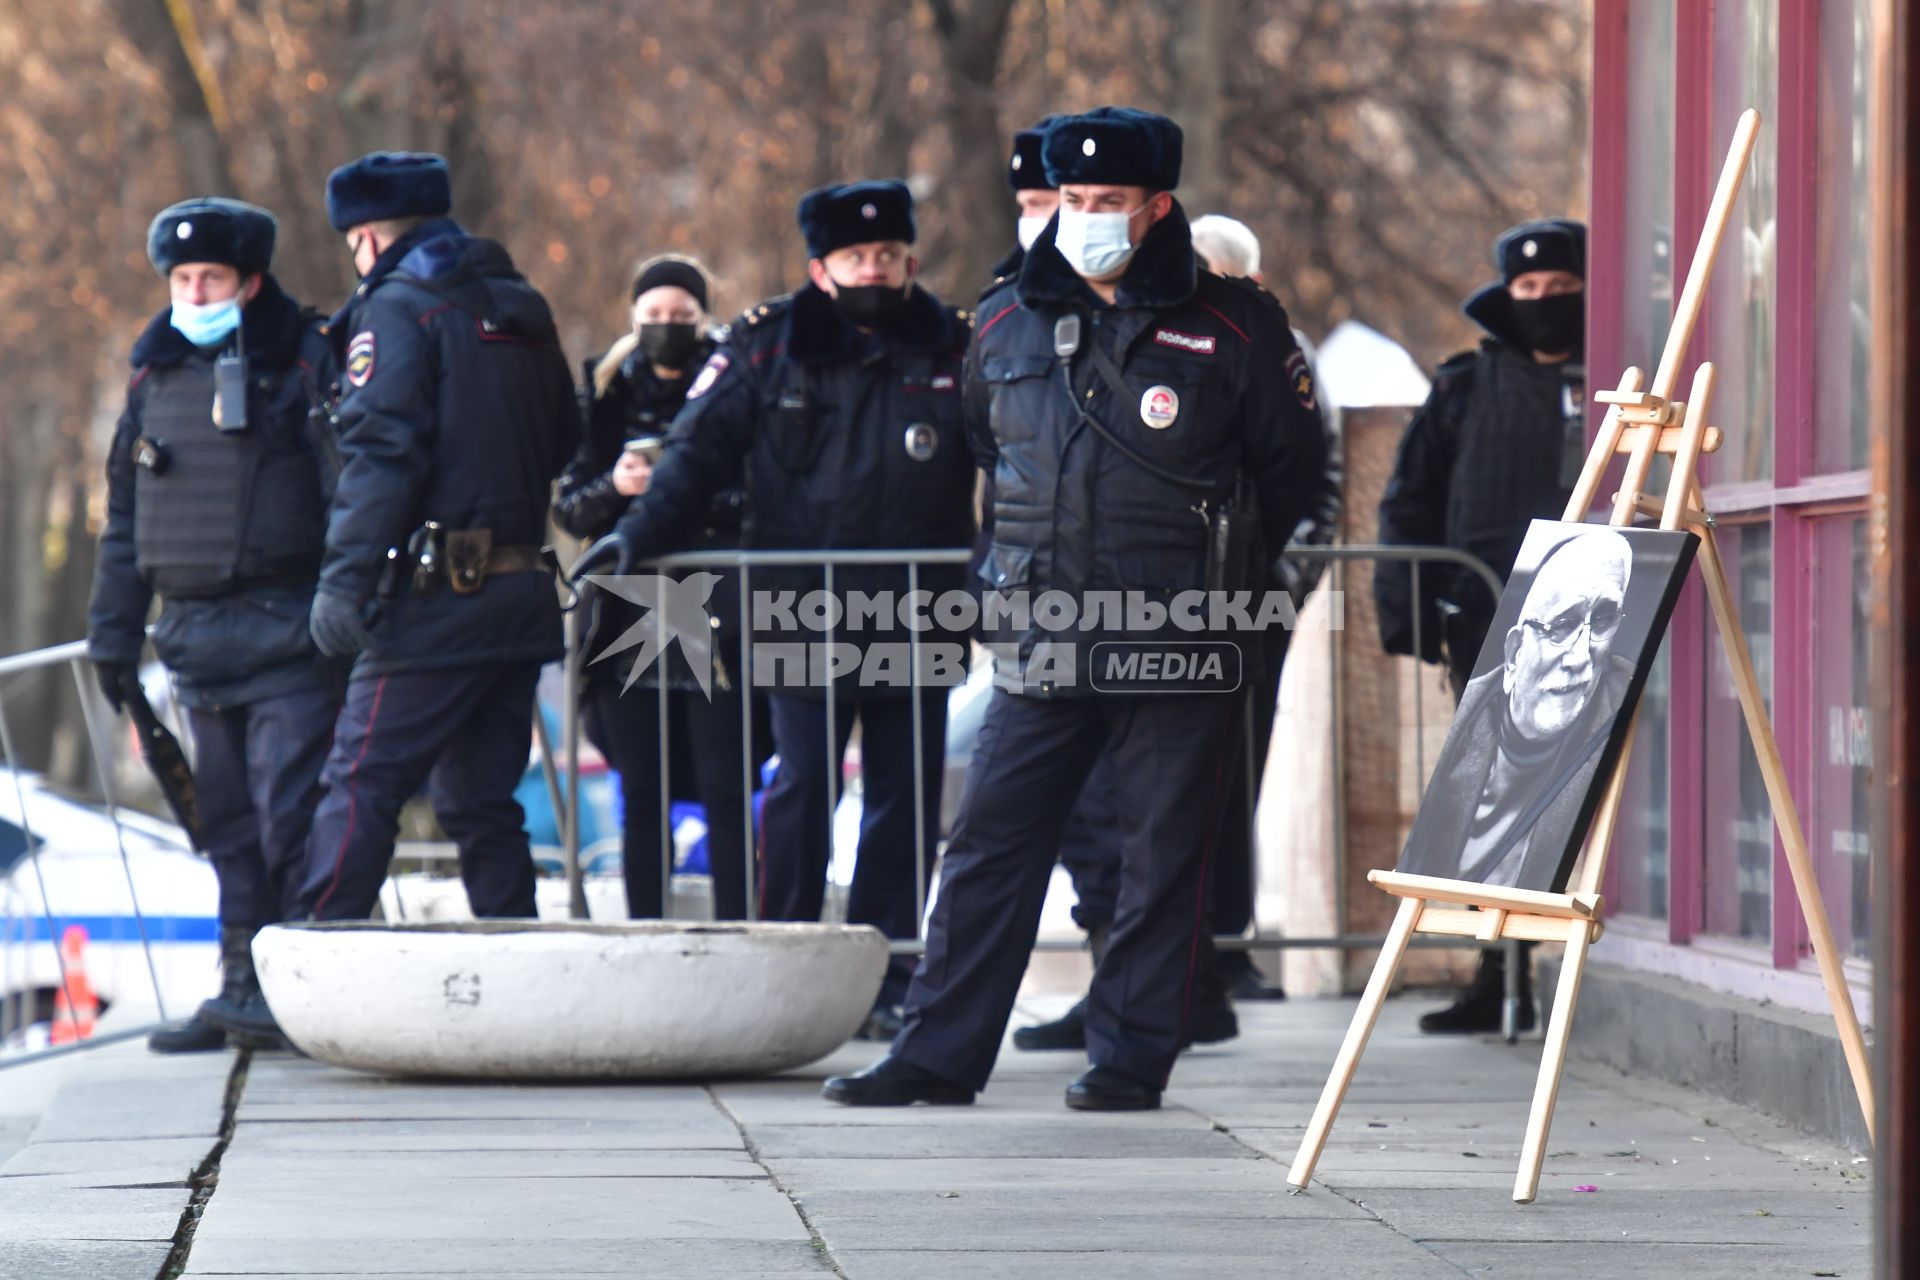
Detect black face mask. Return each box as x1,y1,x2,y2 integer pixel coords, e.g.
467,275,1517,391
1509,292,1585,358
638,322,701,371
831,283,911,331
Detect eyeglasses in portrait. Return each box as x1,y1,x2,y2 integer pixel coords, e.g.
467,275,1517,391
1394,521,1698,894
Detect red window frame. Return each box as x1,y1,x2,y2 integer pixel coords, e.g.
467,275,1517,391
1589,0,1874,1003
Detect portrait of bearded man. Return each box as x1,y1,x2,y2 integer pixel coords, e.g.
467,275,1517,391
1399,529,1638,892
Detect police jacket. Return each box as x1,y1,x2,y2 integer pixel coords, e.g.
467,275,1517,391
322,220,577,676
88,275,340,709
1375,330,1585,664
611,281,976,698
968,201,1330,697
555,335,746,691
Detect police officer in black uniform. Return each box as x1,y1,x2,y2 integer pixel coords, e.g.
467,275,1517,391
88,198,340,1053
290,152,577,933
825,107,1328,1110
585,181,976,1036
554,255,758,920
1376,217,1588,1034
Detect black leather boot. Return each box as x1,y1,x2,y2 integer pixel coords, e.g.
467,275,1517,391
151,929,260,1053
147,1010,228,1054
1013,924,1107,1052
1065,1064,1161,1111
822,1056,976,1106
1418,946,1536,1034
199,928,289,1050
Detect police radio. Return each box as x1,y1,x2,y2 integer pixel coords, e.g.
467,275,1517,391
212,323,248,431
1053,314,1081,359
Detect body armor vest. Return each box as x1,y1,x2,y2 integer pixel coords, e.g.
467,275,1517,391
134,354,326,597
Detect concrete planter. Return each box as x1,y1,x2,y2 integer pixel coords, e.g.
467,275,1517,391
252,920,889,1080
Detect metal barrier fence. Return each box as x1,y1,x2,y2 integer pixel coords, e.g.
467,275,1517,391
556,542,1523,1037
0,539,1518,1065
0,637,170,1059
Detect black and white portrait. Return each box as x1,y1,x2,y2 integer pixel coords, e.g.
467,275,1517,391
1396,521,1697,894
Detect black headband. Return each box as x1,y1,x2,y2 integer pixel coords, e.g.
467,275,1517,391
631,259,710,310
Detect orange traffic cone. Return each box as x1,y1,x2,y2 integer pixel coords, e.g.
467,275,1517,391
49,925,99,1045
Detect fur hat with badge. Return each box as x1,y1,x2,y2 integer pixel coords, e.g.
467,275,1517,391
324,151,453,232
1007,116,1063,191
1462,218,1589,354
147,198,278,276
1041,106,1184,191
795,180,916,259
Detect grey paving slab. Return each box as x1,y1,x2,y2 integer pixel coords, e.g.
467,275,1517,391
760,1155,1293,1193
196,1172,809,1242
227,1114,743,1150
183,1236,835,1276
833,1241,1467,1280
1436,1239,1869,1278
746,1120,1256,1161
0,1238,175,1280
0,1135,211,1181
1346,1185,1866,1245
216,1146,763,1181
20,994,1849,1279
21,1075,227,1143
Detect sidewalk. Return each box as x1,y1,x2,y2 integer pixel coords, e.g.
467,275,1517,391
0,997,1871,1279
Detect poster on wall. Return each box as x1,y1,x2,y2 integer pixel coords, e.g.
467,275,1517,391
1395,520,1698,894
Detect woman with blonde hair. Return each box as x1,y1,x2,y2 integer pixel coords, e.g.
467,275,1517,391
553,255,757,920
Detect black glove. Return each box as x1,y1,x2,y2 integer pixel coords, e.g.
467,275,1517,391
571,530,636,583
93,660,138,714
309,589,373,660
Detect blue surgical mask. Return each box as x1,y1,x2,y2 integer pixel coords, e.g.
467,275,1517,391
1053,204,1146,279
169,296,242,348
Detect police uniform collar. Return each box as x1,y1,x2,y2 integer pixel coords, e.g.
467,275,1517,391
981,244,1024,299
130,272,309,371
783,281,958,364
1016,198,1198,312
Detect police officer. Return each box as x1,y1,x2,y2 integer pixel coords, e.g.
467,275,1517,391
825,107,1328,1110
1376,217,1588,1034
554,255,759,920
585,180,975,1037
290,152,577,934
87,198,340,1053
992,117,1062,283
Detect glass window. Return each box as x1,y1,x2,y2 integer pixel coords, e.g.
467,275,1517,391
1608,0,1677,923
1808,515,1872,959
1615,640,1672,919
1706,0,1778,485
1621,0,1676,372
1812,0,1875,474
1701,521,1772,943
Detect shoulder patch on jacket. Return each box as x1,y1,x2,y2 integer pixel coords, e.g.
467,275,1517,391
1286,349,1317,412
346,331,377,387
687,352,730,401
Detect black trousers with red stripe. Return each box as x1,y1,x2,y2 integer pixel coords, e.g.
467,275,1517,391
296,663,540,921
892,689,1235,1092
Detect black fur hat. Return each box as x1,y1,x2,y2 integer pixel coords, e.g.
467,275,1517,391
1041,107,1183,191
146,198,277,276
795,180,916,258
1008,116,1061,191
325,151,453,231
1495,219,1587,282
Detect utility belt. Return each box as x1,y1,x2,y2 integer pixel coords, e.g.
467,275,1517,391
148,563,321,601
380,521,561,600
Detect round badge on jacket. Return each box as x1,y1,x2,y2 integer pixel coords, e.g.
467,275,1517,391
904,423,939,461
1140,385,1179,430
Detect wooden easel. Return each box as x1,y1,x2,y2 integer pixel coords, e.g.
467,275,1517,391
1287,109,1875,1204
